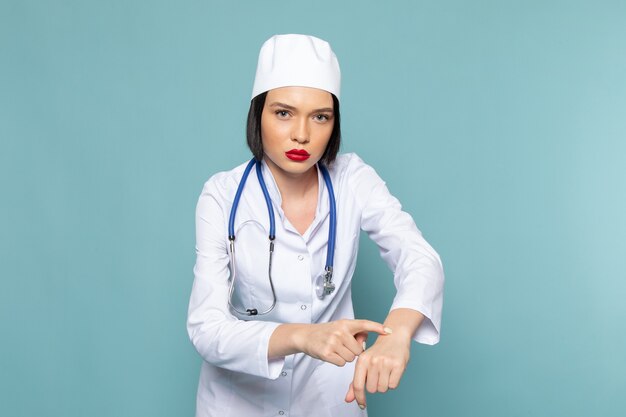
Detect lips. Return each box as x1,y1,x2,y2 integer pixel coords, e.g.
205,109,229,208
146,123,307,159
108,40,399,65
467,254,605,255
285,149,310,162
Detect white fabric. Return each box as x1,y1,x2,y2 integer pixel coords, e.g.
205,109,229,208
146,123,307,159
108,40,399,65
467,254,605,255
251,34,341,100
187,153,444,417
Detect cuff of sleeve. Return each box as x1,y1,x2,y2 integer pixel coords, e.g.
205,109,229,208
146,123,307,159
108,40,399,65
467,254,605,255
256,322,286,379
267,356,286,379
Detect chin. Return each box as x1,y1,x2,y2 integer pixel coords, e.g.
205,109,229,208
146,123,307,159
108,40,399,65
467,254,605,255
266,155,319,177
283,162,316,175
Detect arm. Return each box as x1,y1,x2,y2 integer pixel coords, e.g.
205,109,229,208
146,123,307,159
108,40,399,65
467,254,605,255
343,156,445,408
268,320,391,366
187,179,285,379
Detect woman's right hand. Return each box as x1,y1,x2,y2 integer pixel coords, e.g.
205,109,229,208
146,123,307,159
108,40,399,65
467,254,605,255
293,319,390,366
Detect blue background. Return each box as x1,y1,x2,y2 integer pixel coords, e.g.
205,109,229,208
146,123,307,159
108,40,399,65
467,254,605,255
1,1,625,416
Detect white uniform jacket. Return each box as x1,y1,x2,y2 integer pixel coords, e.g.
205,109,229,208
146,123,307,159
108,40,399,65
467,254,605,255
187,153,444,417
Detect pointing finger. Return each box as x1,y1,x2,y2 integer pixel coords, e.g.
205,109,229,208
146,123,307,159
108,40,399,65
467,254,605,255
349,319,392,336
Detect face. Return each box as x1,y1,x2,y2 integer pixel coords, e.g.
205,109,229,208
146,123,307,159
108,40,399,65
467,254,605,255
261,86,335,179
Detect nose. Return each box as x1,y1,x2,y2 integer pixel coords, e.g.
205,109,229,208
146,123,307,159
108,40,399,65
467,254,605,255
291,117,310,144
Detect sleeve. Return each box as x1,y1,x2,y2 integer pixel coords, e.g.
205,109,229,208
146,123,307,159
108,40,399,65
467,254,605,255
349,157,445,345
186,178,285,379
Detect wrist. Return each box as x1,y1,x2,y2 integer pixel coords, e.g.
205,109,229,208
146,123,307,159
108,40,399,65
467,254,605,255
385,327,413,347
382,308,424,345
290,323,310,353
269,323,310,358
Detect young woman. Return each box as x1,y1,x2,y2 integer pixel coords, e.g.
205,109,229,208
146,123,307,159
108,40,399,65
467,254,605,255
187,34,444,417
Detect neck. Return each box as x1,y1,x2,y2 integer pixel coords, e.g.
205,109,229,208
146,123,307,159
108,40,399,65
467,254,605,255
264,158,319,201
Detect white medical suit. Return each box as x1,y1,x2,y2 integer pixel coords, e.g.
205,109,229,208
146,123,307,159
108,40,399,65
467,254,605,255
187,153,444,417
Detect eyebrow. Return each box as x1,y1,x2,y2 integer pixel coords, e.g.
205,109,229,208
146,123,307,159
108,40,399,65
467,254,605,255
268,102,334,113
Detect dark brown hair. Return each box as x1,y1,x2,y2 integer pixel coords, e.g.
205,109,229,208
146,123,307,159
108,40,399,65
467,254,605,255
246,92,341,165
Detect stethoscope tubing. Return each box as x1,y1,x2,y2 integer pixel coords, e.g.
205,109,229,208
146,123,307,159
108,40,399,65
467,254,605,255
256,161,276,240
228,159,256,240
227,158,336,316
318,163,336,268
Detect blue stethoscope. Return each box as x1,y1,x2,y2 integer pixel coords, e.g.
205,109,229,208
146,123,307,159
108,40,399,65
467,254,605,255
227,158,337,316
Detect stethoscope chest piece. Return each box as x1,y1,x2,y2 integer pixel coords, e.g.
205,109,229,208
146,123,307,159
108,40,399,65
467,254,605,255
315,266,335,299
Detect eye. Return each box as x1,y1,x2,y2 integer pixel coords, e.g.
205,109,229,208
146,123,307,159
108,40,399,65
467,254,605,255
275,110,290,118
314,114,330,122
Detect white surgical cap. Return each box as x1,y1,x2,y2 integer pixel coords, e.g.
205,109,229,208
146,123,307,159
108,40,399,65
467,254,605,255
251,34,341,101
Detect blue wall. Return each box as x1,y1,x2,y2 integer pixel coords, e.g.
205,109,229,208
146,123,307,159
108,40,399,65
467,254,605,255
1,1,625,415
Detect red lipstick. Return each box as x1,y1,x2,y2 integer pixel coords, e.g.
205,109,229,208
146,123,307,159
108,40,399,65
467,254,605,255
285,149,311,162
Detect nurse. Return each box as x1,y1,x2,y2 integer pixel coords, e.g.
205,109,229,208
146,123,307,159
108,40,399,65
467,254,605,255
187,34,444,417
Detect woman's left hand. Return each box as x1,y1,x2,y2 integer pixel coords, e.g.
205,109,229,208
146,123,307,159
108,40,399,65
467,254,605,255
344,330,411,409
344,308,424,409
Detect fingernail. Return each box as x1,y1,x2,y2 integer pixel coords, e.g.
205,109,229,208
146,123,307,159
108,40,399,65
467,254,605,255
362,341,367,350
384,326,393,334
359,404,366,410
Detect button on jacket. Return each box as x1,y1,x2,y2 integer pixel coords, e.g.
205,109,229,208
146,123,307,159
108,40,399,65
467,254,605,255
187,153,444,417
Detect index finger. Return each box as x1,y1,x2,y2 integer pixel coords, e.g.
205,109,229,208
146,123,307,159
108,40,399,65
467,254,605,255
348,319,391,336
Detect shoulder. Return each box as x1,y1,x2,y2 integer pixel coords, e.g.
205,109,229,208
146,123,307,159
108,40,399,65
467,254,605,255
330,152,365,171
327,153,388,213
330,152,386,188
199,160,252,199
196,159,256,214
